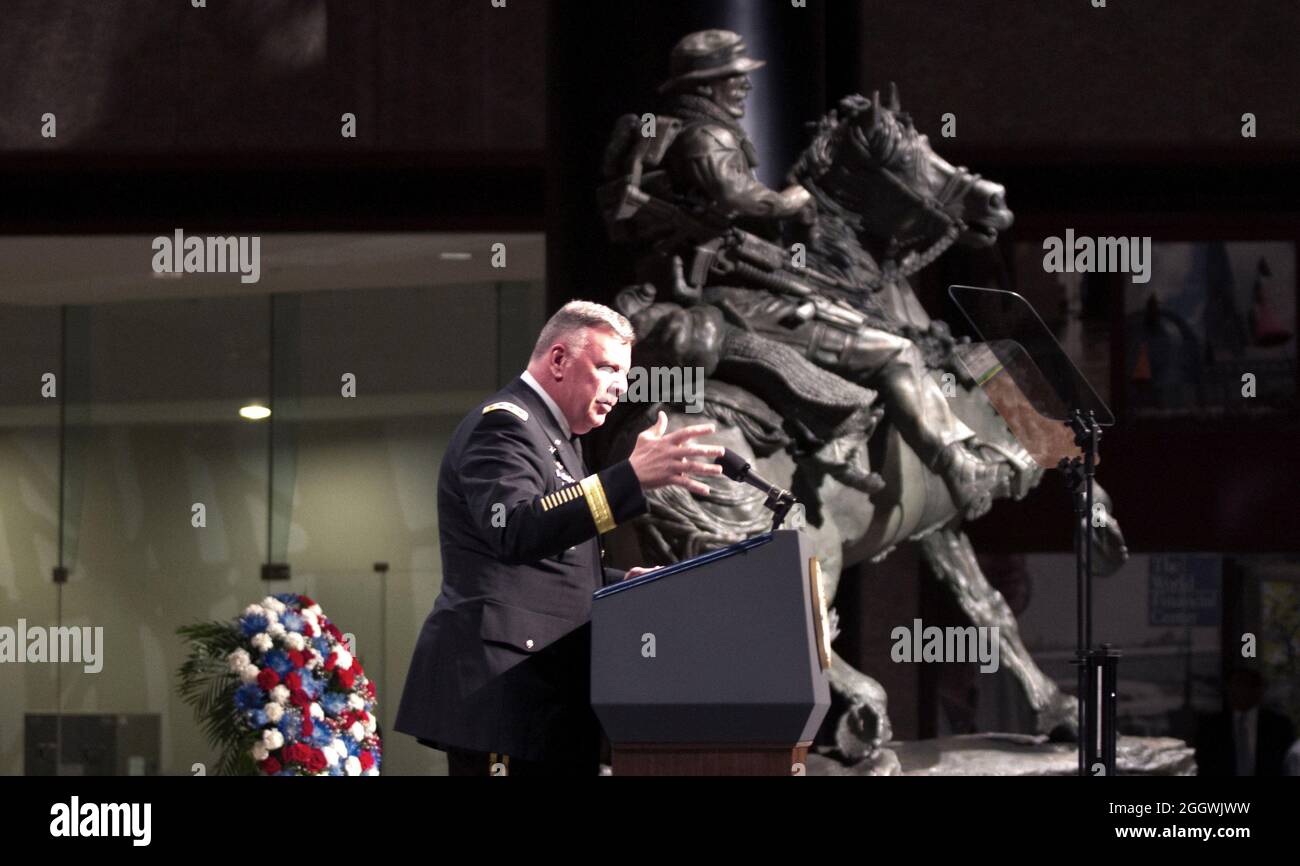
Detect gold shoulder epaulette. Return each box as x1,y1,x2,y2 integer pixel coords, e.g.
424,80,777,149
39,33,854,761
482,401,529,421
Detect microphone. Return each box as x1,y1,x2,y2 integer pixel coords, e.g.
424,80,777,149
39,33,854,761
714,449,799,529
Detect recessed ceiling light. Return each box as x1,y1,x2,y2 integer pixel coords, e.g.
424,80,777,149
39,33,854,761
240,404,271,420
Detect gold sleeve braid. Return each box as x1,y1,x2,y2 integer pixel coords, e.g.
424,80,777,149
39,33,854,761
539,474,616,534
540,482,583,512
579,474,616,534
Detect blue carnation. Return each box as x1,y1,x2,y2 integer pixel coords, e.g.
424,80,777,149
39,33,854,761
300,674,324,699
320,692,348,717
265,650,294,676
308,725,334,748
278,708,303,741
312,637,331,656
234,683,264,711
328,764,343,776
239,612,269,637
345,738,361,758
274,592,299,605
245,708,268,728
281,611,305,633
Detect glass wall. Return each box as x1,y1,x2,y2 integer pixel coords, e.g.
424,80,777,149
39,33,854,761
0,238,544,776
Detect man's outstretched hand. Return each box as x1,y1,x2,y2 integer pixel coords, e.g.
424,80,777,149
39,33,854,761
628,411,725,496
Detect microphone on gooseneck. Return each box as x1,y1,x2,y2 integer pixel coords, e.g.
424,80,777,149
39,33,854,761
714,448,793,505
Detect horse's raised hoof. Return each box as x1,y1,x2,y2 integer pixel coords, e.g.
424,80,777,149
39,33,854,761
1036,692,1080,742
834,701,894,762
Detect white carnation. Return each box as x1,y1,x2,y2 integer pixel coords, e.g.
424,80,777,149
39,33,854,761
344,757,362,776
307,604,323,617
267,622,286,639
262,729,284,750
284,632,306,651
243,603,266,619
309,702,324,720
238,665,260,685
350,721,366,742
262,596,287,615
270,685,290,705
365,716,377,734
251,743,269,762
365,768,379,777
264,702,284,723
333,648,353,671
331,738,347,755
322,746,340,767
227,649,251,672
347,694,365,711
250,633,273,653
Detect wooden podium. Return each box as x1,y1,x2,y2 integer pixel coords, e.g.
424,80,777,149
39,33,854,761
591,530,832,776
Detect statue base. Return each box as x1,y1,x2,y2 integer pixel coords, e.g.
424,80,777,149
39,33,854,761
808,733,1195,776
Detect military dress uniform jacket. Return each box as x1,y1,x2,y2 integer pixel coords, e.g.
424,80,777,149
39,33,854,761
394,377,647,763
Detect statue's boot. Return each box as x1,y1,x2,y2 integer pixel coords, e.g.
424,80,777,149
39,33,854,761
932,440,1004,520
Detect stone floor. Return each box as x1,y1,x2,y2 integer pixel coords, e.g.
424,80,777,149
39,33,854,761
808,733,1196,776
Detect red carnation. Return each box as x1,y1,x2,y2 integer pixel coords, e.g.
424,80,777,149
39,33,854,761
359,751,374,771
365,681,376,699
352,661,364,677
284,671,302,691
302,717,314,737
324,652,338,672
259,756,282,775
307,749,328,773
336,667,356,689
284,743,312,766
298,595,316,608
324,622,343,642
256,668,280,690
287,650,306,669
290,688,311,709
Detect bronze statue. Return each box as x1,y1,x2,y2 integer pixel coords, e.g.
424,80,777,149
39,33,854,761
595,29,1129,767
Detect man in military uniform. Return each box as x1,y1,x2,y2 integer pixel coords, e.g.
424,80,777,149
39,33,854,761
611,30,1003,518
394,301,725,776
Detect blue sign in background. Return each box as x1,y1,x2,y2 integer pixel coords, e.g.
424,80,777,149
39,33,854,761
1148,554,1222,626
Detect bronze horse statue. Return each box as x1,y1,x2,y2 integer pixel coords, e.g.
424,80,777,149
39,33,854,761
596,87,1128,767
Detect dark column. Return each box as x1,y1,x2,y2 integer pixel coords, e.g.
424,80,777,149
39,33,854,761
545,0,836,313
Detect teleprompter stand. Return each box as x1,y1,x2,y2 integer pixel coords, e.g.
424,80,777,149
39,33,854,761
949,285,1122,777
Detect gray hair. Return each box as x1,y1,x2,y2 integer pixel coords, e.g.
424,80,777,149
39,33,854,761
530,300,635,360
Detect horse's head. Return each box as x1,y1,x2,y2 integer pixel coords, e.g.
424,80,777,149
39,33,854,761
793,85,1013,259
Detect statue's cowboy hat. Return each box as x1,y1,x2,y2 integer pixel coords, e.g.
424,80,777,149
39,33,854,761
658,29,766,94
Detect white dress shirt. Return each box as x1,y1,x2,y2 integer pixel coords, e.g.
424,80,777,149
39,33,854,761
520,370,572,440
